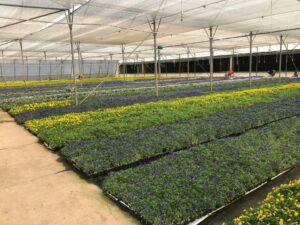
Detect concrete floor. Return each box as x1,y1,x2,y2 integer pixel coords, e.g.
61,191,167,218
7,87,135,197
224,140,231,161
0,110,139,225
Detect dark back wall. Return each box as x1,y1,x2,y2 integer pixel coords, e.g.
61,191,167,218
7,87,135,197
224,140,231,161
123,52,300,74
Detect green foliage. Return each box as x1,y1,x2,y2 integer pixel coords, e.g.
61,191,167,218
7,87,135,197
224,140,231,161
26,82,300,149
62,98,300,176
103,117,300,225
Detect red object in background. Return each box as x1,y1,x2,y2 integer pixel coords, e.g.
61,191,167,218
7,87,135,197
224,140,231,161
225,70,234,78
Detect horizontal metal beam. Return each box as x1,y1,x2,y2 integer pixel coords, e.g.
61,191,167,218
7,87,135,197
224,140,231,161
0,10,63,29
0,3,66,11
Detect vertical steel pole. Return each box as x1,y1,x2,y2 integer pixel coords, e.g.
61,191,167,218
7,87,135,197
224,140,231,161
98,60,101,77
285,44,288,77
249,32,253,87
256,47,259,76
38,60,41,81
232,49,235,74
153,19,159,97
121,44,125,79
187,47,190,78
55,57,58,80
13,59,16,81
43,52,47,81
81,55,84,78
194,57,196,77
0,58,2,82
26,56,29,81
49,60,52,80
229,56,233,71
165,56,168,76
89,63,92,78
76,42,82,78
1,51,4,82
19,39,25,81
165,57,168,76
67,8,78,105
279,34,283,81
209,26,214,91
104,58,107,76
60,59,63,79
158,49,161,76
110,54,113,77
135,54,139,77
142,59,145,77
179,54,181,77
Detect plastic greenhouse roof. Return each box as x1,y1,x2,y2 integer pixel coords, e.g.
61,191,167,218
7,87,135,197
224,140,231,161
0,0,300,62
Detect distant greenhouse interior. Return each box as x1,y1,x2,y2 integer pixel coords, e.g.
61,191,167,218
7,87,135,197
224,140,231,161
0,1,300,225
1,0,300,83
0,59,118,81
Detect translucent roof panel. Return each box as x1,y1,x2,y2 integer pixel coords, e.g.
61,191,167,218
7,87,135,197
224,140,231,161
0,0,299,61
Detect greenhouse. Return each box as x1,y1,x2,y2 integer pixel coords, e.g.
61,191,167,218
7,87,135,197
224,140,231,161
0,1,300,225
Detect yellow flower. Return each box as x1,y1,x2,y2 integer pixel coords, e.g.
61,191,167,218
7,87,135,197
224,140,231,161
0,76,176,88
9,100,72,115
279,219,284,225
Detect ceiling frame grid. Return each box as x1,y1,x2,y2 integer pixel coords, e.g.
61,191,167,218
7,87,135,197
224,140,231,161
0,0,299,62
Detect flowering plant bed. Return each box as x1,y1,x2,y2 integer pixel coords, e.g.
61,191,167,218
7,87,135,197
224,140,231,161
12,79,296,123
62,98,300,176
102,117,300,225
234,179,300,225
9,100,72,115
0,75,181,88
25,82,300,149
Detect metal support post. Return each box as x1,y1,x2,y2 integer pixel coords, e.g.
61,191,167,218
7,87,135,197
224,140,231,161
279,34,283,81
89,63,92,78
19,39,25,81
66,7,78,105
249,31,253,87
165,57,168,76
187,47,190,77
44,52,47,80
38,60,41,80
153,19,159,97
26,56,29,80
60,59,63,79
0,58,2,82
158,49,161,76
109,54,113,77
13,59,16,81
285,44,288,77
121,44,125,79
256,47,259,76
194,58,196,77
229,56,233,71
179,54,181,77
104,58,108,76
49,60,52,80
76,42,83,78
142,59,145,76
98,60,101,77
0,51,4,82
135,54,139,77
209,26,214,91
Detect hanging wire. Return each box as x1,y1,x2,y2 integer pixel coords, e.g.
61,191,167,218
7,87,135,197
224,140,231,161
211,0,229,26
180,0,183,22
